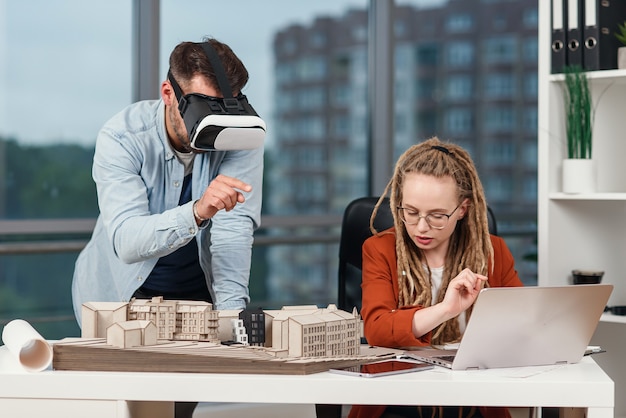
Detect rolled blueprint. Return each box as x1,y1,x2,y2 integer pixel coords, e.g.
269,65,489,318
1,319,52,372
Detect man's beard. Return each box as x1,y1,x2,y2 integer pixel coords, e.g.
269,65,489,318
169,107,195,153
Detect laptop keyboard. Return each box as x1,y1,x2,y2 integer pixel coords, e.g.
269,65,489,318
434,355,456,363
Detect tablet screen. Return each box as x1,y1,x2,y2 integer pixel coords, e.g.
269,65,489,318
329,360,433,377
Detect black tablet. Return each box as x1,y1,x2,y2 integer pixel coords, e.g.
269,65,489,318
329,359,433,378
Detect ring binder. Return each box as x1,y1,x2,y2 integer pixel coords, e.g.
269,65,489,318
583,0,626,71
552,0,568,73
567,0,584,67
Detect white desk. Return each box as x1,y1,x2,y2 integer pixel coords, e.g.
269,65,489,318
0,346,614,418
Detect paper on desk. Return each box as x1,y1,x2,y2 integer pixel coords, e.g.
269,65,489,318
1,319,52,372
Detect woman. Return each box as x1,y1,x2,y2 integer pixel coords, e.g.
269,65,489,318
349,137,523,418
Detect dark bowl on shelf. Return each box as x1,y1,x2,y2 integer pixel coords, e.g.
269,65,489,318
608,306,626,316
572,270,604,285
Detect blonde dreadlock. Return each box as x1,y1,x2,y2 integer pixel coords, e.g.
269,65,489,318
369,137,494,345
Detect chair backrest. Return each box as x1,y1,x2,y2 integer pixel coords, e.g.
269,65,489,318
337,196,498,312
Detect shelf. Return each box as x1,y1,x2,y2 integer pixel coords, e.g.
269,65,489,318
540,2,626,415
549,193,626,201
550,69,626,85
600,313,626,324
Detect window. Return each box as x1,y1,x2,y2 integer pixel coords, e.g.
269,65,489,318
446,41,474,67
484,141,516,166
0,0,131,338
522,106,538,135
523,7,538,28
523,73,538,98
445,13,474,33
484,73,516,99
1,0,539,338
484,106,516,132
522,36,538,63
444,108,473,134
297,87,326,110
331,85,350,107
483,36,518,64
416,43,439,66
310,32,327,49
484,175,514,202
446,75,473,101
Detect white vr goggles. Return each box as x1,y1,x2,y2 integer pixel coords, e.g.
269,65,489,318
168,43,266,151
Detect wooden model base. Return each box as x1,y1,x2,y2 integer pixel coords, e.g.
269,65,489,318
52,338,397,375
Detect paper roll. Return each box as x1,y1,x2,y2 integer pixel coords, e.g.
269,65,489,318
1,319,53,372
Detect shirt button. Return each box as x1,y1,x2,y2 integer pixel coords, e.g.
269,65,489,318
137,276,142,282
173,181,180,187
189,227,196,234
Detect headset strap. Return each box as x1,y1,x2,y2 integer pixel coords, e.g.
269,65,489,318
167,70,185,100
200,42,235,100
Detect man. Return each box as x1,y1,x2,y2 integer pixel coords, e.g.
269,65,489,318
72,37,263,418
72,37,262,331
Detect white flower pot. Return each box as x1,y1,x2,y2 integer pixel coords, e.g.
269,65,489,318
619,47,626,70
562,159,595,194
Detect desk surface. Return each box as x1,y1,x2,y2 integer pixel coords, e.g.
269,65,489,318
0,345,614,412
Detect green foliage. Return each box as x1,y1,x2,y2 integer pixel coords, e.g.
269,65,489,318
0,138,98,218
615,21,626,46
563,65,592,159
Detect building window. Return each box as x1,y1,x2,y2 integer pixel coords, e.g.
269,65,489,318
415,78,437,100
484,106,515,132
444,108,473,134
523,7,538,28
446,41,474,67
483,73,516,99
523,73,538,98
484,141,516,165
522,36,538,63
445,13,474,33
416,43,439,66
310,32,327,49
297,57,328,82
446,75,473,101
332,115,350,137
522,107,538,135
483,36,518,65
298,87,326,110
484,175,514,203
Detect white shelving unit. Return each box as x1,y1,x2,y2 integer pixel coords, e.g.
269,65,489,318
538,3,626,416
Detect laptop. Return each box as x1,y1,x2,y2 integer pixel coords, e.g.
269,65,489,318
405,284,612,370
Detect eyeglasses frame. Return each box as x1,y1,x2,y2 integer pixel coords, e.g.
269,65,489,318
396,201,463,230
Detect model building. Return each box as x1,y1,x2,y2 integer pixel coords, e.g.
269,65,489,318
81,298,361,358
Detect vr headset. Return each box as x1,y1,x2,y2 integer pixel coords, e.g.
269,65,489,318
168,42,266,151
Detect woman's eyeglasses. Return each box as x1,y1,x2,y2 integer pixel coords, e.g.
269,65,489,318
396,202,462,229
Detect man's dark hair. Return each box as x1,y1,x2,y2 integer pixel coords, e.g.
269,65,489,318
169,38,249,96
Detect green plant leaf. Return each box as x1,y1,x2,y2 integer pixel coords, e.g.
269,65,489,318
616,21,626,46
563,65,592,159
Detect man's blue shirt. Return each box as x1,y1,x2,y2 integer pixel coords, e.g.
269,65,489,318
72,99,263,323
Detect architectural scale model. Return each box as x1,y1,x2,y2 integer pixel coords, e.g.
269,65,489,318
82,297,220,345
81,298,362,358
51,301,373,375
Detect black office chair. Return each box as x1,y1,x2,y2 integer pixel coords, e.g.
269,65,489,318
337,196,498,313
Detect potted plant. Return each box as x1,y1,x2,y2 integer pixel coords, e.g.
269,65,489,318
615,21,626,69
561,65,594,193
